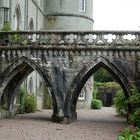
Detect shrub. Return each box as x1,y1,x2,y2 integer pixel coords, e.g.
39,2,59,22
94,81,121,89
1,21,11,31
118,126,140,140
113,90,128,117
19,87,36,113
91,99,103,109
128,108,140,127
24,94,36,113
128,85,140,107
19,87,27,113
11,34,22,43
127,85,140,127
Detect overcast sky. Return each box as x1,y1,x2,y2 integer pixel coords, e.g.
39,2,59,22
93,0,140,30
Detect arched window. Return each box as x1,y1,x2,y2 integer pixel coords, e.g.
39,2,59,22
29,77,33,94
14,5,21,30
79,0,86,12
29,18,34,31
38,81,43,96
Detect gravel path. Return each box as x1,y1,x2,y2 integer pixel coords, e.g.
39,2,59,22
0,107,127,140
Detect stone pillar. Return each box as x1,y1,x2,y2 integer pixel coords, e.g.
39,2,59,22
50,66,68,122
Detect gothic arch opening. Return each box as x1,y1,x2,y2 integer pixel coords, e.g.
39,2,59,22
14,5,22,30
65,57,130,118
0,57,57,117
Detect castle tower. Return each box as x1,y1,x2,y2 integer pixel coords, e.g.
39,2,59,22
45,0,94,30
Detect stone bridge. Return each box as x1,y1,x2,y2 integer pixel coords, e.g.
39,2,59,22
0,31,140,122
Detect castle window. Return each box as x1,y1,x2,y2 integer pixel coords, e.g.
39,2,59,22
79,0,86,12
29,18,34,30
38,81,43,96
78,89,86,100
4,8,8,22
14,5,21,30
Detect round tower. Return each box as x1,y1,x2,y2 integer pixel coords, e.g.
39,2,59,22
45,0,93,30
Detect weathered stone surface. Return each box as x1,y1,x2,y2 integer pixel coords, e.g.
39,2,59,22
0,31,140,122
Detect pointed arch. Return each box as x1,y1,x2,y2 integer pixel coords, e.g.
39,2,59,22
14,4,22,30
64,56,130,116
29,18,34,31
0,56,57,114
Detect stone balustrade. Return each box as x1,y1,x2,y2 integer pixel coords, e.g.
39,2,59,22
0,30,140,49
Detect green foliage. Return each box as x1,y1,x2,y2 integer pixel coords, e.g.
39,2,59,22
118,126,140,140
113,85,140,125
93,85,97,99
113,90,128,117
128,108,140,127
24,94,36,113
91,99,103,109
1,21,11,31
11,34,22,43
94,68,113,82
128,85,140,106
19,87,26,113
19,87,36,113
91,84,103,109
94,81,121,89
1,24,27,45
10,28,23,44
117,86,140,139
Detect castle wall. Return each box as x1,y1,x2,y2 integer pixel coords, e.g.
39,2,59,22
0,0,45,30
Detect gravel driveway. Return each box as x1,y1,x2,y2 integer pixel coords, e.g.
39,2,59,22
0,107,127,140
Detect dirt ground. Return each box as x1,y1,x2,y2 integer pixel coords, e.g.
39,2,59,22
0,107,127,140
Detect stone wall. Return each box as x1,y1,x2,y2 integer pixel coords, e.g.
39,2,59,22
97,87,118,107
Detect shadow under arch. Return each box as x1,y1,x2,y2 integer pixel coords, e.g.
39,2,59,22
0,56,58,116
65,56,131,118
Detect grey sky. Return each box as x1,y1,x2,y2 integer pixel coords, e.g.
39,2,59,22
93,0,140,30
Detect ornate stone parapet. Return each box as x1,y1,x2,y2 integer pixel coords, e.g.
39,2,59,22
0,30,140,49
